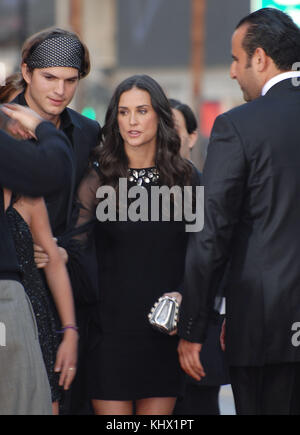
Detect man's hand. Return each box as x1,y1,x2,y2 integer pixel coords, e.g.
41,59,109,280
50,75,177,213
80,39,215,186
34,238,68,269
34,243,49,268
0,106,32,140
177,338,205,381
1,104,43,137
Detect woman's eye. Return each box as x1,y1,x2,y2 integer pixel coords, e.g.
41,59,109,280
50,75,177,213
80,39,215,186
139,109,147,114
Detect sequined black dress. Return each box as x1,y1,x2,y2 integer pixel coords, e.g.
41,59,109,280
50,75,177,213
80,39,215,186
74,165,200,400
6,204,61,403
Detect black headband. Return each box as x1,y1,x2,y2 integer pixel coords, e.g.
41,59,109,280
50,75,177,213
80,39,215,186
26,35,84,72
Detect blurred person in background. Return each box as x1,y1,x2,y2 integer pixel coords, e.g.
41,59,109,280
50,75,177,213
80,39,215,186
170,99,229,415
178,8,300,415
169,99,198,161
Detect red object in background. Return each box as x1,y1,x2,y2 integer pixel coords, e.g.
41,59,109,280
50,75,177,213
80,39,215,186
200,101,222,137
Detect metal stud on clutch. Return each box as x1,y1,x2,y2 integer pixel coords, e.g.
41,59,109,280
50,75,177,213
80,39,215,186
148,295,180,334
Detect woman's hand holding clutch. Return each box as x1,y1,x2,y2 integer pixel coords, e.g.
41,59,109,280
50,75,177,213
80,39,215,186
148,292,182,335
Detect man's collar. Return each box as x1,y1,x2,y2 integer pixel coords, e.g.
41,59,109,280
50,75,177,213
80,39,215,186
65,107,84,130
262,71,300,96
59,109,72,131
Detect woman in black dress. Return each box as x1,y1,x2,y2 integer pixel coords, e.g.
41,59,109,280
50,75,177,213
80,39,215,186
67,75,200,414
3,192,78,414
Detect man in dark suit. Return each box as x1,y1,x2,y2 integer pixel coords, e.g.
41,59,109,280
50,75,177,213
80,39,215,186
178,8,300,415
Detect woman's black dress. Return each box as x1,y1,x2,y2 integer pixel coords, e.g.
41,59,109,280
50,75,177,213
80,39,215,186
76,166,198,401
6,204,61,403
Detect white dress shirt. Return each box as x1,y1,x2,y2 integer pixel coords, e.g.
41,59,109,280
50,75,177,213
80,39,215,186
262,71,300,96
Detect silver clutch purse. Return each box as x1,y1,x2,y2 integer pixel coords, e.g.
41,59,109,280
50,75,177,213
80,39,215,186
148,295,180,334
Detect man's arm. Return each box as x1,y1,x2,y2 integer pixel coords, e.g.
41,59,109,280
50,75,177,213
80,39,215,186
178,113,247,378
0,122,72,197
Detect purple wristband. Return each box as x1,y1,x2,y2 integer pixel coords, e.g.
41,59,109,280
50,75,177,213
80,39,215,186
56,325,79,334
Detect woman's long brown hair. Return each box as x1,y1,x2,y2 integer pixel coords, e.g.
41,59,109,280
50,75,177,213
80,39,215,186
91,74,193,190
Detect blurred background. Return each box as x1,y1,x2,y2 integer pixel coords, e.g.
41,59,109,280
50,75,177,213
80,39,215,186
1,0,300,169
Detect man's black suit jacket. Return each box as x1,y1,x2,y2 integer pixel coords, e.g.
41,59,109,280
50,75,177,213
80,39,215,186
13,92,101,236
178,78,300,367
0,122,72,279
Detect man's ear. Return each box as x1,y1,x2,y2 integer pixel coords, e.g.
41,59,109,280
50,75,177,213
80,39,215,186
253,47,268,73
21,63,32,85
189,130,199,150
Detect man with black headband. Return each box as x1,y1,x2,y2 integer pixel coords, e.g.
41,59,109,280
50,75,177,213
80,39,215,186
9,28,101,414
14,28,101,235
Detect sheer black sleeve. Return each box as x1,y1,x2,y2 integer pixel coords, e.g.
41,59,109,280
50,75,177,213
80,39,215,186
58,167,101,306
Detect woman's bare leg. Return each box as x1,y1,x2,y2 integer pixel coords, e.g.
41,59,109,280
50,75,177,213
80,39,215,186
136,397,177,415
92,400,133,415
52,401,59,415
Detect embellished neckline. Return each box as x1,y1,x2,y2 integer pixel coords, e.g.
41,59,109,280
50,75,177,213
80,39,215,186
128,167,160,186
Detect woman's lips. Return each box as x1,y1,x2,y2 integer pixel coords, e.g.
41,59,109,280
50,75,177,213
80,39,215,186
128,130,142,137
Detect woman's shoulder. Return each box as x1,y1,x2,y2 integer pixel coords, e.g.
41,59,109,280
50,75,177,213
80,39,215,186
81,160,101,184
77,161,102,202
90,160,102,177
18,195,45,210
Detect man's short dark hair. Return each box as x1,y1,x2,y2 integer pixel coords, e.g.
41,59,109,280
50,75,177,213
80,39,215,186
237,8,300,71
